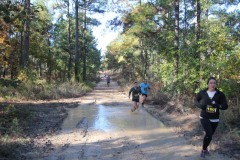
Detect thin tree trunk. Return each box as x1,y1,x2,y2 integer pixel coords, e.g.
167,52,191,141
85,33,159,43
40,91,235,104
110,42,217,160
3,68,6,78
183,0,187,43
174,0,179,80
64,62,67,82
182,0,187,78
75,0,80,82
143,50,148,78
0,66,2,78
19,31,23,67
195,0,201,60
47,38,52,83
39,60,42,77
82,0,87,82
67,0,72,81
11,64,14,79
195,0,202,87
23,0,30,68
140,40,144,78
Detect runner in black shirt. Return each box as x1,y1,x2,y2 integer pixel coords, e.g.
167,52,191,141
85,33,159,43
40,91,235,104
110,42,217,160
194,77,228,158
106,75,111,87
129,82,142,112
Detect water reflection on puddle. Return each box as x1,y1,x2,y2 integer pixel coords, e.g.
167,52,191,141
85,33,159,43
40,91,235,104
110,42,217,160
61,104,165,132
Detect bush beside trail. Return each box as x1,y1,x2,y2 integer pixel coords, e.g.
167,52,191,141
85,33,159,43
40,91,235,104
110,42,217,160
0,79,93,101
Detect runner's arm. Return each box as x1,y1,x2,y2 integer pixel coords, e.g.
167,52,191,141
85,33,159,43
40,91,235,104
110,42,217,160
129,88,133,98
139,87,142,95
219,92,228,110
194,92,207,109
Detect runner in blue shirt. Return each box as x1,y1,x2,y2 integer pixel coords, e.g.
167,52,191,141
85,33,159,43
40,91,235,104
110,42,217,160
140,79,150,107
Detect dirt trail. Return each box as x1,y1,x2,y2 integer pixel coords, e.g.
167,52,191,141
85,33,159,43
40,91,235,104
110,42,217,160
26,79,231,160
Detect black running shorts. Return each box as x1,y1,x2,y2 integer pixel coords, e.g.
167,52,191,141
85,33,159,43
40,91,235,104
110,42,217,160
142,94,148,97
132,98,139,102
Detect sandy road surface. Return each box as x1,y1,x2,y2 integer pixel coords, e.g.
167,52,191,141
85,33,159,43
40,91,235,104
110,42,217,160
29,79,230,160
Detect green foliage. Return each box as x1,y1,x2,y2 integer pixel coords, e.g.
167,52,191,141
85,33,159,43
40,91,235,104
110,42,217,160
220,79,240,98
0,0,101,83
105,0,240,96
0,79,21,88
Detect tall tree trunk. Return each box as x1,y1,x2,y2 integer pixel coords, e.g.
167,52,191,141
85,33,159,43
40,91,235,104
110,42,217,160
47,38,52,83
19,31,23,67
183,0,187,43
75,0,80,82
82,0,87,82
182,0,188,78
174,0,179,80
11,64,14,79
3,68,6,78
0,66,2,78
195,0,201,60
140,40,144,78
143,50,148,78
195,0,201,87
23,0,30,68
67,0,72,81
39,60,42,77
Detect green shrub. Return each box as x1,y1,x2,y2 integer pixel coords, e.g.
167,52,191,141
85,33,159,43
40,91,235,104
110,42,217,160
9,118,21,135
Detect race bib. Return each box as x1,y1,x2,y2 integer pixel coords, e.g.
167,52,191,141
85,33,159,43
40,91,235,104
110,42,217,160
206,105,216,113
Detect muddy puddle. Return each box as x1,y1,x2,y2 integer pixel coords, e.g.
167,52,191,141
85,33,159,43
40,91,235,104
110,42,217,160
61,104,165,132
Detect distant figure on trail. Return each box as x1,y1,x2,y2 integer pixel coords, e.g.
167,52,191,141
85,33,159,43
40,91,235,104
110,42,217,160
106,75,111,87
194,77,228,158
140,78,150,107
129,82,142,112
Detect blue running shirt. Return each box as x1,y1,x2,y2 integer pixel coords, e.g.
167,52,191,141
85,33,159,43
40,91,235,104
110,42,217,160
140,82,150,94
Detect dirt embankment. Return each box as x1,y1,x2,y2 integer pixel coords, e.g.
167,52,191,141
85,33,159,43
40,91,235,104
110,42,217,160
0,98,81,160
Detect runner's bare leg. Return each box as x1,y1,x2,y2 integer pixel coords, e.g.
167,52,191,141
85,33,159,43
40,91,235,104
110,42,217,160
142,95,146,105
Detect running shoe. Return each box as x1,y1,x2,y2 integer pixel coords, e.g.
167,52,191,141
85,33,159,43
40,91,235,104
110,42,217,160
205,149,211,156
200,150,206,158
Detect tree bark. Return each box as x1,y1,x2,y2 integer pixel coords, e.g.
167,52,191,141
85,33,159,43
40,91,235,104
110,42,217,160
75,0,80,82
23,0,30,68
183,0,187,42
174,0,179,80
195,0,201,87
3,68,6,78
19,31,23,67
67,0,72,81
47,38,52,83
82,0,87,82
195,0,201,59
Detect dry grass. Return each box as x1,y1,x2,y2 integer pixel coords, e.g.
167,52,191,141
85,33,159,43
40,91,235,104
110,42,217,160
0,80,92,101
